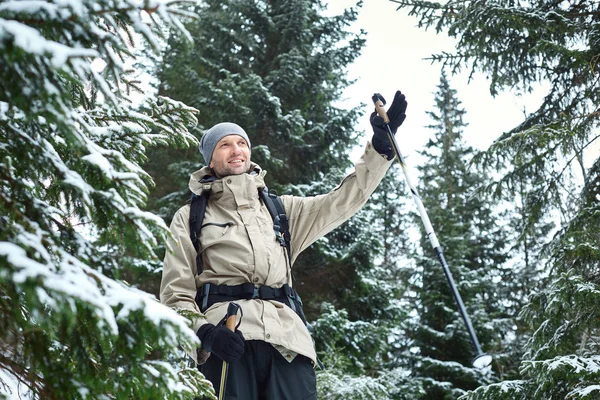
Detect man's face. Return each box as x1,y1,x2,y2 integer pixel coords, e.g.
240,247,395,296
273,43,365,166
209,134,251,178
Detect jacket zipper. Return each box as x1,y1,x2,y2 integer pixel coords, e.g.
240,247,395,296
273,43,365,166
200,222,234,235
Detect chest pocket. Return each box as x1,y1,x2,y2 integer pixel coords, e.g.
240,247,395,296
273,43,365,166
188,187,291,276
201,224,258,281
198,201,237,250
198,221,235,251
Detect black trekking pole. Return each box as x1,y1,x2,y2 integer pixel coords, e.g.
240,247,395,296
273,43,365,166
372,93,492,369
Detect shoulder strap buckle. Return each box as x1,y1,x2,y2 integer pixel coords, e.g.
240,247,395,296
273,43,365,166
260,188,292,261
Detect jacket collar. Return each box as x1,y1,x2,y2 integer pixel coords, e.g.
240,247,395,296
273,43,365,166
189,162,267,197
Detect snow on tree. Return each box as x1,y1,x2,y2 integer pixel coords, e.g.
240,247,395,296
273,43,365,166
0,1,214,398
403,72,510,398
143,1,373,328
388,0,600,398
146,0,389,348
147,0,366,216
390,0,599,218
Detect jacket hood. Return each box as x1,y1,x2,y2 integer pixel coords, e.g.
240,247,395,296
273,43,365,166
188,162,266,195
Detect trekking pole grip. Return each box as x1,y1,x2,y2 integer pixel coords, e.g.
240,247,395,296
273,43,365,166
225,302,240,331
372,93,390,124
372,93,404,164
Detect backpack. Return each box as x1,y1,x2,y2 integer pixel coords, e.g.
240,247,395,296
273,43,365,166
188,186,291,275
188,184,323,368
188,185,307,323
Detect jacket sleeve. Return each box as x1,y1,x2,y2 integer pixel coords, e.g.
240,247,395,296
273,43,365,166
283,141,393,264
160,205,206,333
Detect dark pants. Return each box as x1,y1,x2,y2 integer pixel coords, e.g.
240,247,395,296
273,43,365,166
199,340,317,400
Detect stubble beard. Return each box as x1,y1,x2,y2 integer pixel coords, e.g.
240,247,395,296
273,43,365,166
214,159,250,178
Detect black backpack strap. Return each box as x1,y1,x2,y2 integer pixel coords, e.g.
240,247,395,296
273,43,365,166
196,282,306,324
271,191,291,251
259,187,292,265
189,191,210,274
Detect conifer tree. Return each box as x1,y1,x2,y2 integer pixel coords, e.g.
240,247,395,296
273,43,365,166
389,0,599,228
389,0,600,398
462,164,600,400
145,0,373,334
0,1,213,398
482,168,555,384
147,0,366,218
311,167,415,399
407,72,510,398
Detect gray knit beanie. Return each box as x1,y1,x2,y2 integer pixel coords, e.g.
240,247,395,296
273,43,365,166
199,122,251,165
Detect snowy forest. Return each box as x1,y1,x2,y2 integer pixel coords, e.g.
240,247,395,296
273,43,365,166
1,0,599,399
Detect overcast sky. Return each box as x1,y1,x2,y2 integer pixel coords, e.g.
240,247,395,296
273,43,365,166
326,0,583,167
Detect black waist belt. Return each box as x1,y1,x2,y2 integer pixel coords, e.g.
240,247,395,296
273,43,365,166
195,282,307,325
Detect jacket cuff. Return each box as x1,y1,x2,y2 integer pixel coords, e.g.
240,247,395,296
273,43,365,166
365,140,394,164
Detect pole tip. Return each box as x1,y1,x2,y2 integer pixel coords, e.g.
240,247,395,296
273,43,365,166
472,353,493,369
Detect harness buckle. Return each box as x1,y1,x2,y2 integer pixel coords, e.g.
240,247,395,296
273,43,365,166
282,284,298,313
200,282,211,312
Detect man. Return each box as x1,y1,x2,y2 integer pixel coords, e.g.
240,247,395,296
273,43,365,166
160,91,407,399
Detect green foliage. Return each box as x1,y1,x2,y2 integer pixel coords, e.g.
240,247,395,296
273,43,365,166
458,379,529,400
403,72,512,397
148,9,397,397
146,0,366,221
313,302,413,399
312,303,390,376
391,0,600,399
316,370,388,400
368,165,414,280
0,1,211,398
391,0,599,120
393,0,599,230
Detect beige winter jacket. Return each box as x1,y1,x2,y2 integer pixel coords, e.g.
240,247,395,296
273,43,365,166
160,142,392,365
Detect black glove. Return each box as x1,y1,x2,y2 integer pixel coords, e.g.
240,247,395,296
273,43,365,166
197,323,245,363
370,91,408,159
